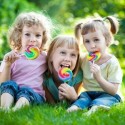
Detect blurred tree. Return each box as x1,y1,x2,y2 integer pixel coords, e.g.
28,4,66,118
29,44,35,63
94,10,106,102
28,0,125,58
66,0,125,58
28,0,75,35
0,0,125,60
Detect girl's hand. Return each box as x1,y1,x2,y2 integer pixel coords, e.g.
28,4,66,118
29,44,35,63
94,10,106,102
90,63,102,80
58,90,65,100
3,51,20,67
58,83,78,101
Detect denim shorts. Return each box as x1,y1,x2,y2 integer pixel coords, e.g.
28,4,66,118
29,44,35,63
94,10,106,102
0,80,45,105
72,91,121,109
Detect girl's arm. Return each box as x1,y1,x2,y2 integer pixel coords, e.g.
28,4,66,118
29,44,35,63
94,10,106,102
0,63,11,83
91,63,120,95
0,51,19,83
96,76,119,95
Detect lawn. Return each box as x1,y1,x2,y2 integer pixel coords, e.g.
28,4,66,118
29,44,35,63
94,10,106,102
0,101,125,125
0,59,125,125
0,94,125,125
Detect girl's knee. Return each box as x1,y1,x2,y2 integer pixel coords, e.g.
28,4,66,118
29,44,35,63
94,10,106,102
0,80,18,96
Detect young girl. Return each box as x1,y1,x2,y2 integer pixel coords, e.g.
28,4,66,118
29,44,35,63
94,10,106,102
43,35,85,104
67,16,123,114
0,11,53,111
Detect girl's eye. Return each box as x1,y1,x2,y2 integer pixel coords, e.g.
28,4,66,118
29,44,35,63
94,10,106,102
94,38,99,42
84,40,90,43
60,51,66,55
36,34,41,37
71,53,77,57
25,33,30,36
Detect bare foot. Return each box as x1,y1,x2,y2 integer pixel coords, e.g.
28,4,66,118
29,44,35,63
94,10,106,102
67,105,81,112
12,97,29,111
85,105,110,116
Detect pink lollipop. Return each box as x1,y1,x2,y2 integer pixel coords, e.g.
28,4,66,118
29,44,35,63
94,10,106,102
24,45,40,60
58,67,73,83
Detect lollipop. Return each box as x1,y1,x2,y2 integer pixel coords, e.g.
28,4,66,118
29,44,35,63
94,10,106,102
87,51,101,78
58,67,73,83
24,45,40,60
87,51,101,63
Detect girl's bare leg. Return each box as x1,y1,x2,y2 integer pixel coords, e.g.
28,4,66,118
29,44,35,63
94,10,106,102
67,105,81,112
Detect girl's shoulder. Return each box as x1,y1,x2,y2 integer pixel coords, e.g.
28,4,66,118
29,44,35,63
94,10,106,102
41,51,47,56
99,54,121,70
105,54,120,65
39,51,47,60
110,54,119,62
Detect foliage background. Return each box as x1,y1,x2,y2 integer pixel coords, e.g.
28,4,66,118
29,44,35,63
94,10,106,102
0,1,125,125
0,0,125,79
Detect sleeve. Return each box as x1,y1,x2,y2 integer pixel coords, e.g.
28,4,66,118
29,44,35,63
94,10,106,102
69,68,83,86
108,58,123,84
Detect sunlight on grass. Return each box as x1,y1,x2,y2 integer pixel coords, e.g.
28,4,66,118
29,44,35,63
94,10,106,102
0,102,125,125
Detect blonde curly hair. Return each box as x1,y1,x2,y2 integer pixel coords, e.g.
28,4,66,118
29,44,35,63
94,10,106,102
8,11,53,51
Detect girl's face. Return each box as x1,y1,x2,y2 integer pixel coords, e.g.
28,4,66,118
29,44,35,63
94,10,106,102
21,25,44,52
83,30,107,55
51,43,78,73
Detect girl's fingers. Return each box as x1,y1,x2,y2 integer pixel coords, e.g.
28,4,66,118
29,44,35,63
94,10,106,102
59,87,66,93
90,64,100,72
59,86,67,96
59,91,65,100
4,51,20,63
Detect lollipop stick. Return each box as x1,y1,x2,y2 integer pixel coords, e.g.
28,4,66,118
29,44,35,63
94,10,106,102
90,60,95,78
91,61,94,78
88,51,101,79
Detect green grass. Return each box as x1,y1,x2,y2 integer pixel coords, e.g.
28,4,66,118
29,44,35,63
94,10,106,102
1,76,125,125
0,100,125,125
0,59,124,125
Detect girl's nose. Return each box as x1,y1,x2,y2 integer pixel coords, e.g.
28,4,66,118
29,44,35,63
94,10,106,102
30,36,36,43
90,42,96,48
64,55,70,62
